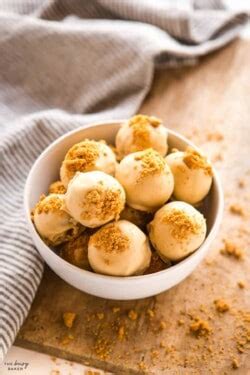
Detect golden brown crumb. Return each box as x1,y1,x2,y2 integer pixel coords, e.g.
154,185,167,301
238,179,245,188
159,321,167,330
178,319,185,326
214,299,230,313
162,208,202,240
50,371,60,375
62,140,100,181
128,310,138,321
97,313,104,320
135,148,166,182
35,194,63,214
60,333,74,345
94,337,111,360
151,349,159,359
160,340,166,348
212,152,223,162
48,181,66,195
229,204,245,217
206,132,224,142
81,187,124,222
63,312,76,328
118,325,125,341
220,241,244,260
90,224,129,254
128,114,162,151
138,361,147,371
238,281,245,289
147,309,155,318
231,357,240,369
183,148,212,176
189,317,212,337
129,114,161,128
112,307,120,313
165,344,176,354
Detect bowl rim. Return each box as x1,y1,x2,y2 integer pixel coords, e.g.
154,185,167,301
24,119,224,283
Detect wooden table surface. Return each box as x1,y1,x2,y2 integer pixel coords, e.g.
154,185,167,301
16,39,250,374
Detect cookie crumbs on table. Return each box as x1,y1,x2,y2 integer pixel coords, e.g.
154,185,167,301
63,312,76,328
231,357,240,369
238,179,245,188
189,317,212,337
229,204,245,217
220,240,244,260
206,131,224,142
128,310,138,321
214,299,230,313
237,281,245,289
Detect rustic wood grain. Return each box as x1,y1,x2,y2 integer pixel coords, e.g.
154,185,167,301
16,39,250,374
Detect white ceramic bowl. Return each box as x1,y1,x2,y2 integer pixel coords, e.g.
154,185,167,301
24,120,223,300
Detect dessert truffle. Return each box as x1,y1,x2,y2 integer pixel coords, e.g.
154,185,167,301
88,220,151,276
60,139,116,187
60,232,91,270
33,194,82,246
64,171,125,228
148,201,206,261
48,180,66,195
116,149,174,212
115,114,168,159
165,148,213,205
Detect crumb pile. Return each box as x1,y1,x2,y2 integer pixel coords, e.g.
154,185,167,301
162,208,201,240
183,148,212,176
82,188,124,222
129,115,161,150
62,140,100,180
91,224,129,254
35,194,63,214
135,148,165,181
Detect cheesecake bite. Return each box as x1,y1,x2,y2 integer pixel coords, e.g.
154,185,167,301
166,148,213,205
65,171,125,228
88,220,151,276
115,114,168,159
149,201,206,261
116,149,174,212
33,194,83,246
60,139,116,187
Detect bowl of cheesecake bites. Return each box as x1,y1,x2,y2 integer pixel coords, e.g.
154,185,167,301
25,115,223,299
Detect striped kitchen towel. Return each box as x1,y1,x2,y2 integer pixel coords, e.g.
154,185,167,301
0,0,248,362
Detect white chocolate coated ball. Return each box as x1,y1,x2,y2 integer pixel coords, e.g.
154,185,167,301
64,171,125,228
34,194,82,246
165,149,213,205
116,149,174,212
115,115,168,159
88,220,151,276
149,201,206,261
60,139,116,187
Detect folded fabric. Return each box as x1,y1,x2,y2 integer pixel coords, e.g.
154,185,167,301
0,0,248,362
